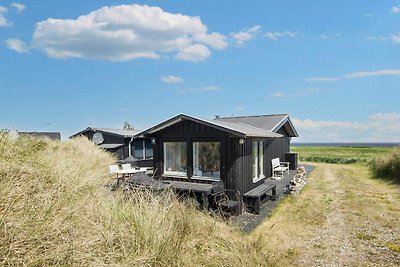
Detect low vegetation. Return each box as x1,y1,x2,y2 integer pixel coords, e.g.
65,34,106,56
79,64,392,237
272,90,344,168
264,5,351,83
1,136,399,266
292,146,392,164
370,148,400,183
0,135,262,266
251,163,400,266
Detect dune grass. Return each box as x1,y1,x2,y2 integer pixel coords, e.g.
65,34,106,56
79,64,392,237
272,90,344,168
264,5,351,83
1,135,399,266
370,148,400,183
0,135,264,266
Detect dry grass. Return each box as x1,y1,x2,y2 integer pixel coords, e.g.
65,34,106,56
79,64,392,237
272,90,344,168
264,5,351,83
1,135,399,266
251,163,400,266
0,135,262,266
370,148,400,183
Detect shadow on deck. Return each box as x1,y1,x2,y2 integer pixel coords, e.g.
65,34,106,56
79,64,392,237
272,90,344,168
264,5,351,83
236,164,314,233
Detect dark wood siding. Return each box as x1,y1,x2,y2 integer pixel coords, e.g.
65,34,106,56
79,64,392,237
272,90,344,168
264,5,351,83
78,131,152,163
238,127,291,194
152,120,229,185
151,119,292,195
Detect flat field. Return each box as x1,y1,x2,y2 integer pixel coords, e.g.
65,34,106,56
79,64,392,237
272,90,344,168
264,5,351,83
252,147,400,266
291,146,393,164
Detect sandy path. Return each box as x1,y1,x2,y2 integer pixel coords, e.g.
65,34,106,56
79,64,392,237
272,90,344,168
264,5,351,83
298,167,359,266
252,163,400,266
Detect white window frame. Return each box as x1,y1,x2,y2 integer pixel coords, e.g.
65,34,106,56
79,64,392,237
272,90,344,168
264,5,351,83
253,141,265,183
192,141,221,181
163,142,187,177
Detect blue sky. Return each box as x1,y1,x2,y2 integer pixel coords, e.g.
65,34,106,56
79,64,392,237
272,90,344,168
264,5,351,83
1,1,400,142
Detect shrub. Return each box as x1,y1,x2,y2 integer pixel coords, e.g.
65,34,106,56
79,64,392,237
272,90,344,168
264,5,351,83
370,148,400,183
299,155,358,164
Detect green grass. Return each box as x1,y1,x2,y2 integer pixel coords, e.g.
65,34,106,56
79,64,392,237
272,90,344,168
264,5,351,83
292,146,393,164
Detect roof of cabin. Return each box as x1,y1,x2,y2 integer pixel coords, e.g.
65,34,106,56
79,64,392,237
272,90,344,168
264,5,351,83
70,127,141,138
136,114,293,138
215,114,298,137
18,131,61,140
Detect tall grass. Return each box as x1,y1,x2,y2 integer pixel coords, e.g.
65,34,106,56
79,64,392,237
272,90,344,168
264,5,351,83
0,135,264,266
370,148,400,183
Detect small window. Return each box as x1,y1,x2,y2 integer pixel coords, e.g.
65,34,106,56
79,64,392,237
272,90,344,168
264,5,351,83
163,142,187,176
253,141,265,182
133,139,144,159
145,140,153,159
193,142,220,180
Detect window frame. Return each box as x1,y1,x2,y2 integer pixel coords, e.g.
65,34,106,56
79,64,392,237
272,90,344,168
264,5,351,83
192,141,221,181
133,139,154,160
163,141,188,177
252,140,265,183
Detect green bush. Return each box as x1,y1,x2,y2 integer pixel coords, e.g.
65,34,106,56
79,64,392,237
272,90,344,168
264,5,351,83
299,155,358,164
370,149,400,183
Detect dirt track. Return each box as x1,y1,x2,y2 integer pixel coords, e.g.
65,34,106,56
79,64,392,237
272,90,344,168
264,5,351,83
252,163,400,266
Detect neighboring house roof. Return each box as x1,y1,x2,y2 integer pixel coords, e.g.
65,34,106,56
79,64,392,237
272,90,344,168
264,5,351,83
136,114,284,138
70,127,141,139
98,143,124,149
18,131,61,140
215,114,299,137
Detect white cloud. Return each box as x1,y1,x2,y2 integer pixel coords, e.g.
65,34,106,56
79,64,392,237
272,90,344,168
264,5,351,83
230,25,261,46
235,106,244,111
304,77,339,82
319,32,341,39
306,69,400,82
5,38,29,53
0,6,11,27
161,75,183,83
264,31,296,41
271,91,285,97
391,34,400,44
344,69,400,78
391,6,400,13
292,113,400,142
366,35,389,42
367,33,400,44
197,86,221,91
176,44,211,62
271,88,319,98
180,85,222,93
10,2,25,13
32,4,228,62
195,32,228,50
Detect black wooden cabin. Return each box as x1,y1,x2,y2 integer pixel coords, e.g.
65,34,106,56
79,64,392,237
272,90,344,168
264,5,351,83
136,114,298,195
70,127,153,166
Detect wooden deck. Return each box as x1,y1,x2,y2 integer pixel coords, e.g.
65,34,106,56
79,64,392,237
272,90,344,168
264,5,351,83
236,165,314,233
163,180,213,208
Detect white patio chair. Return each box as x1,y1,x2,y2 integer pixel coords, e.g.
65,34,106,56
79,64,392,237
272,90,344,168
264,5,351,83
121,163,132,170
271,158,290,179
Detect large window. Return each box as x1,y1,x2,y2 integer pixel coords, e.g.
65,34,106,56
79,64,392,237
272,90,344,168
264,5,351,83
193,142,220,180
253,141,265,182
163,142,187,176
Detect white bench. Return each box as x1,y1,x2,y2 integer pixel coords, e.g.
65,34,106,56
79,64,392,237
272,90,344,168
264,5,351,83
272,158,290,179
